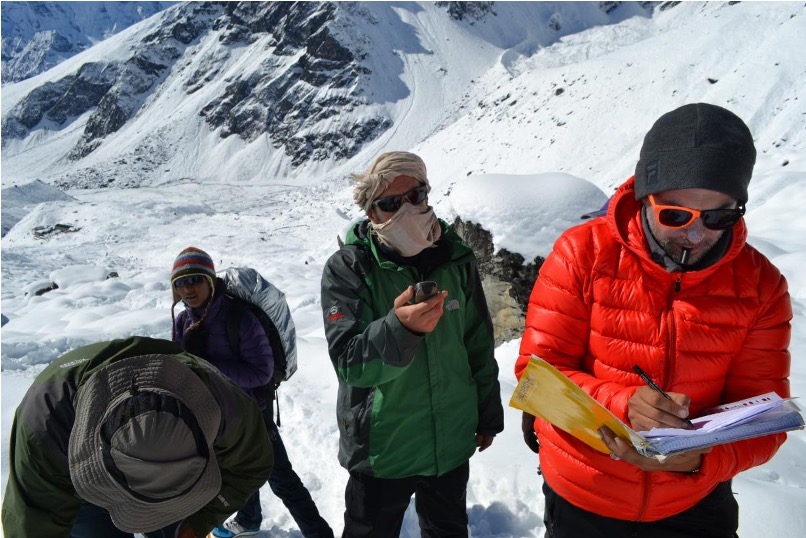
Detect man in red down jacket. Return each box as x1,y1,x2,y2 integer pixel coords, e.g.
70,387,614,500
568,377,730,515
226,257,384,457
516,103,792,538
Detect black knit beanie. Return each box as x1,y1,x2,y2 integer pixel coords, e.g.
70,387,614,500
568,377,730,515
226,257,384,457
634,103,756,203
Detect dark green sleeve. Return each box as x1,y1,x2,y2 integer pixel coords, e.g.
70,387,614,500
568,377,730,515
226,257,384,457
464,261,504,436
320,248,421,388
183,370,274,535
1,405,80,538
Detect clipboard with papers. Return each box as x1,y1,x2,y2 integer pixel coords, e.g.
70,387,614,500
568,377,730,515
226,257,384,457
510,355,804,460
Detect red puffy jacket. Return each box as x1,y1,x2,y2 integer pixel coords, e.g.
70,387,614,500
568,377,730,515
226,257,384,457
516,177,792,522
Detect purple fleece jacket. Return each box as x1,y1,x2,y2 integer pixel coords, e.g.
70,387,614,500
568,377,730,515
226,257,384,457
174,280,274,410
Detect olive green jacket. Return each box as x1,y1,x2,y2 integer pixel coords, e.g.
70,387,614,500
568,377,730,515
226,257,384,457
321,220,504,478
1,336,273,538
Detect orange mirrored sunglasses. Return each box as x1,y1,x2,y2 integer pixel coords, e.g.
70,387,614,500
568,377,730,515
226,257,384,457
648,195,745,231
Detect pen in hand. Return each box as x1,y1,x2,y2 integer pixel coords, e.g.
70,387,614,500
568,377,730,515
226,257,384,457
632,365,696,429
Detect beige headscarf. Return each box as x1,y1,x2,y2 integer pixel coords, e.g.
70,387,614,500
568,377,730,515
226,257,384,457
352,151,430,213
371,201,442,257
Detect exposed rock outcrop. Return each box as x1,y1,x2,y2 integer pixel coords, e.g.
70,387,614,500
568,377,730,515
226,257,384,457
453,217,544,346
1,1,173,83
197,1,388,166
2,1,391,176
435,1,496,22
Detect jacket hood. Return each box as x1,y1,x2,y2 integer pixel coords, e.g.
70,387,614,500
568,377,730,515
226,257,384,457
605,176,749,279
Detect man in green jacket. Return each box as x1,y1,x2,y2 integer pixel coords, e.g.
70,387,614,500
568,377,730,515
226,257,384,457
321,151,504,537
1,336,273,538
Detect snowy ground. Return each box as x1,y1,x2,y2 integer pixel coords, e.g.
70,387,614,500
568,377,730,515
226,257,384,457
2,169,806,537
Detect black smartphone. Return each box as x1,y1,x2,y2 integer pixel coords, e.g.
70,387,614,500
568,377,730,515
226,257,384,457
412,281,439,304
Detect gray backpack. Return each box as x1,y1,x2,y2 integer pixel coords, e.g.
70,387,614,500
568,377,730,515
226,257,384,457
219,267,298,388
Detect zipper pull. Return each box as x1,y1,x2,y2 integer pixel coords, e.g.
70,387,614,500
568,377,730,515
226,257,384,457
674,276,682,293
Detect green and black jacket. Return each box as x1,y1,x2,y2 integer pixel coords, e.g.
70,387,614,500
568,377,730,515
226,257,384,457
1,336,273,538
321,219,504,478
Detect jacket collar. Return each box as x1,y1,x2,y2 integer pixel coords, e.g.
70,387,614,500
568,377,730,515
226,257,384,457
607,177,748,277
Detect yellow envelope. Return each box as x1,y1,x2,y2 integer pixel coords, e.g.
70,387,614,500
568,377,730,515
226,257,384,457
510,355,648,454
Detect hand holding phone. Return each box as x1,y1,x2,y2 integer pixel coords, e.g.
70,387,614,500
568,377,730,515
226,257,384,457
395,282,445,333
412,281,438,304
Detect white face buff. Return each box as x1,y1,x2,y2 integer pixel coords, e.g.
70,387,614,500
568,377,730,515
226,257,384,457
371,202,442,257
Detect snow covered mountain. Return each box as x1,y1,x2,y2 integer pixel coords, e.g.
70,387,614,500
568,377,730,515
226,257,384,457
1,1,175,83
1,1,658,189
3,3,806,536
3,1,803,197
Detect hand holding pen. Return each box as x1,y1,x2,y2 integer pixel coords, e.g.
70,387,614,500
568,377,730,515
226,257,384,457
629,365,696,430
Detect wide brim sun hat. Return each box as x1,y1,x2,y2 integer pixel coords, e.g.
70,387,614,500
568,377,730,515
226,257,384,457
68,354,222,533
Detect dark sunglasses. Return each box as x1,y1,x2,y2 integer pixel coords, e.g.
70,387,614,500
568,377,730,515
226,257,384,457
373,185,428,213
173,274,207,288
648,194,745,231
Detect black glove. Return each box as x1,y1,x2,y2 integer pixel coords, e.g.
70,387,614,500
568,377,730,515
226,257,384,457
521,411,540,453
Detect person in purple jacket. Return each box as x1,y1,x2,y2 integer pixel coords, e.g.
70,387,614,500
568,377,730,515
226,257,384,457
171,247,334,538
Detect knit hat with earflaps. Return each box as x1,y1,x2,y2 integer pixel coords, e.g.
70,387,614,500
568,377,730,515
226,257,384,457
634,103,756,204
171,247,216,305
170,247,217,342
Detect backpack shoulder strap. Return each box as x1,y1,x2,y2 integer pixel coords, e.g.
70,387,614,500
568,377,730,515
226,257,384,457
175,309,187,339
225,295,246,358
225,292,286,385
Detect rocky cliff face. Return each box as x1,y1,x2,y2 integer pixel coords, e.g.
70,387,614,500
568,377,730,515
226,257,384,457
3,2,222,164
195,2,390,166
453,217,544,346
1,1,393,182
1,1,174,83
435,1,496,22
